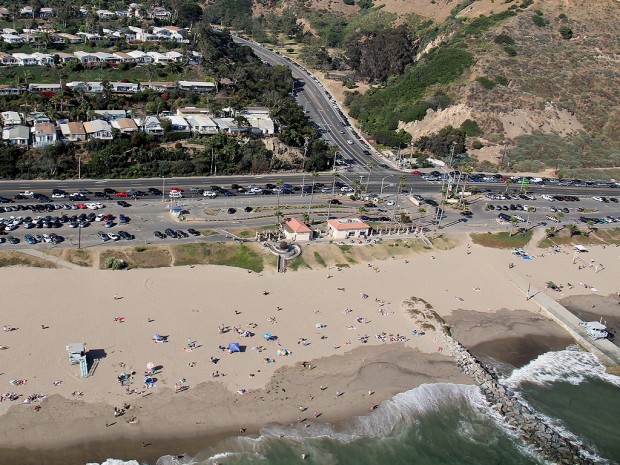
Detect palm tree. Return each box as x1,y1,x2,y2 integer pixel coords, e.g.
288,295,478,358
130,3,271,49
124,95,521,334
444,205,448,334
302,212,310,225
352,178,361,197
326,171,339,220
509,217,519,237
307,171,318,218
567,223,580,237
358,206,366,215
555,211,565,223
459,166,473,208
274,208,283,230
504,178,513,193
545,226,557,238
417,207,427,231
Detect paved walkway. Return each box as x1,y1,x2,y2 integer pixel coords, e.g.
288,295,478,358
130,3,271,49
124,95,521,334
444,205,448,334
20,249,84,270
508,274,620,365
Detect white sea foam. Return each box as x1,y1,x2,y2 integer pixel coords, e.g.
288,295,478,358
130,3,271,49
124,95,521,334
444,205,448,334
86,460,141,465
502,349,620,388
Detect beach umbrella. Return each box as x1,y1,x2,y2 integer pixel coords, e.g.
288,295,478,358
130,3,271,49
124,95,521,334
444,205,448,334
315,323,325,329
146,362,154,370
228,342,240,353
264,333,271,340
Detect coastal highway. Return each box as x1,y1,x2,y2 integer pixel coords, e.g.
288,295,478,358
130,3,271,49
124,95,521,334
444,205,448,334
232,36,383,172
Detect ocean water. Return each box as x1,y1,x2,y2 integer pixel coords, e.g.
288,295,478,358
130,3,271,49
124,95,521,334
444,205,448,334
93,349,620,465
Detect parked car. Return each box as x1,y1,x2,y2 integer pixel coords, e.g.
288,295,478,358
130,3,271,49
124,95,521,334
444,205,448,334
107,233,120,241
98,231,110,241
187,228,200,236
164,228,178,238
117,200,131,207
153,231,165,239
118,231,134,240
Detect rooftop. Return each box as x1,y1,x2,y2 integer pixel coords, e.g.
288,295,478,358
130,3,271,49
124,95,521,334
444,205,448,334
327,218,370,231
283,218,312,234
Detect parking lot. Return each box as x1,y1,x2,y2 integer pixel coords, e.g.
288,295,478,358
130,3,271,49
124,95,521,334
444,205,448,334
1,181,620,250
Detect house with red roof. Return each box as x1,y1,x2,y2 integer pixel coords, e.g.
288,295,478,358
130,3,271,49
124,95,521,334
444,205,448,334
327,218,370,239
282,217,313,242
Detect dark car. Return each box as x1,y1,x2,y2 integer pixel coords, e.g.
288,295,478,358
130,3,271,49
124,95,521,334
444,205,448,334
328,199,341,205
460,211,473,217
7,236,19,244
153,231,165,239
164,228,178,238
176,230,188,238
117,200,131,207
187,228,200,236
118,231,134,240
103,188,117,194
148,188,162,195
222,190,235,197
24,234,37,244
227,208,236,214
244,206,253,212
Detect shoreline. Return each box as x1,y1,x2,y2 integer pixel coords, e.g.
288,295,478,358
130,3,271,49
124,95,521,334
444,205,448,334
2,237,619,464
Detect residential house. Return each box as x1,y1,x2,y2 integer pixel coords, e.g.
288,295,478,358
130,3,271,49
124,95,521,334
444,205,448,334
56,52,78,64
58,33,84,44
188,51,202,65
165,51,183,62
2,28,17,34
140,81,175,92
12,53,37,65
112,52,135,63
24,111,51,124
115,9,130,17
0,7,9,19
2,125,30,146
176,107,210,116
93,52,121,65
128,26,144,34
327,218,371,239
111,118,139,133
146,51,169,64
186,115,218,135
136,115,163,135
96,9,116,19
150,7,171,20
178,81,215,93
73,51,99,65
65,81,89,92
28,83,62,93
165,115,190,132
246,116,275,135
153,26,186,41
83,120,113,139
39,8,54,18
110,82,139,93
86,82,105,93
76,32,103,42
0,85,22,96
0,52,17,65
282,218,313,242
78,7,89,17
127,50,153,63
33,122,57,147
1,111,22,126
20,6,33,17
32,52,54,65
93,109,127,121
60,122,87,141
212,118,246,135
1,34,23,44
137,31,159,42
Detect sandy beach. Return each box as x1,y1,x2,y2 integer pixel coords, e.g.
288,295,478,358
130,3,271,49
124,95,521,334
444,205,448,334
1,235,619,463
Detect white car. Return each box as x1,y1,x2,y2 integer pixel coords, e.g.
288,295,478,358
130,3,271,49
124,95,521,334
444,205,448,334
592,196,604,202
107,233,120,241
346,140,354,145
250,187,263,193
386,200,396,206
203,191,217,198
51,193,65,199
95,214,105,222
20,191,35,198
514,215,525,222
542,194,555,201
340,186,353,192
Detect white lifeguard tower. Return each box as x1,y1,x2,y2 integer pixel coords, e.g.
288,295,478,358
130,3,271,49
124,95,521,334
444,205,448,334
66,343,88,378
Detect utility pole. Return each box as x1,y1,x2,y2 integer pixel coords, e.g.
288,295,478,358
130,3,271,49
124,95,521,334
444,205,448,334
78,156,81,179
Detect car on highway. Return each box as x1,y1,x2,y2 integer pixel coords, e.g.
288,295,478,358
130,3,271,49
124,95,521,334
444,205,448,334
51,193,65,199
328,199,341,205
169,191,183,198
169,187,184,193
410,170,422,175
164,228,178,238
346,139,353,145
340,186,353,192
148,188,162,195
190,187,204,194
115,191,129,197
204,191,217,198
227,208,236,214
223,191,235,197
153,231,165,239
187,228,200,236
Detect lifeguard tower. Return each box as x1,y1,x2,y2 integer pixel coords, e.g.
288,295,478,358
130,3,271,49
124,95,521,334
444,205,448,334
66,343,88,378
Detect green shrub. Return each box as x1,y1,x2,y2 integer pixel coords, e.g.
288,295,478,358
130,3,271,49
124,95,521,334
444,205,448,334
503,45,517,56
559,26,573,40
460,119,483,136
476,76,497,90
401,100,431,122
134,246,147,252
472,140,484,149
558,13,568,20
531,15,549,27
495,75,509,86
105,256,126,270
494,33,515,45
343,0,355,4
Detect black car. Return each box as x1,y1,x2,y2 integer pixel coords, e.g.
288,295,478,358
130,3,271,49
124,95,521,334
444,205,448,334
460,211,473,217
153,231,165,239
7,236,19,244
328,199,341,205
187,228,200,236
227,207,236,214
176,230,188,238
265,183,276,189
148,188,162,195
103,188,117,194
117,200,131,207
244,206,253,212
118,231,134,240
164,228,178,238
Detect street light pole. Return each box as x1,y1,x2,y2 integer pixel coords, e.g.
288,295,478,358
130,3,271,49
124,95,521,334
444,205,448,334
380,175,394,195
161,176,165,202
78,156,81,179
78,225,81,249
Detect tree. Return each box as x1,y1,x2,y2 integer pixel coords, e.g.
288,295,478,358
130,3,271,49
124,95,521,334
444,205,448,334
326,171,339,220
307,171,319,217
509,217,519,237
545,226,557,238
555,211,564,223
559,26,573,40
504,178,513,193
567,223,580,237
417,207,427,230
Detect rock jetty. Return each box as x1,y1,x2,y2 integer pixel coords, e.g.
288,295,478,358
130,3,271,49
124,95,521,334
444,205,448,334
445,335,594,465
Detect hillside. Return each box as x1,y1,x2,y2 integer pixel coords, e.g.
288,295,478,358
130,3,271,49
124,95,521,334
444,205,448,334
240,0,620,174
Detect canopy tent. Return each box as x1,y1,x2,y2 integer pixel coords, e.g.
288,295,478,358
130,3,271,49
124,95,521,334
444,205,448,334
228,342,240,353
